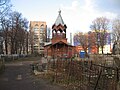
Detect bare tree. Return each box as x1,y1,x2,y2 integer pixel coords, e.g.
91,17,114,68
9,11,28,54
25,31,29,54
8,11,21,54
90,17,110,54
112,17,120,54
0,0,11,54
74,32,90,57
15,17,28,54
0,1,28,55
0,17,11,54
0,11,28,54
112,17,120,42
0,0,12,18
29,30,34,54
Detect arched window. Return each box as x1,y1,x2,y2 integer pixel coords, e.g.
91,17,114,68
62,31,66,38
52,30,56,37
34,24,39,31
57,31,60,34
35,24,38,26
40,24,45,33
53,30,56,33
57,31,61,37
40,24,44,28
63,31,65,33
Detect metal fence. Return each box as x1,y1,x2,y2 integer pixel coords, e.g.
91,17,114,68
46,55,120,90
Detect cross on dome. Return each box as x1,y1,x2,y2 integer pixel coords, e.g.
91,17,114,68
58,9,61,14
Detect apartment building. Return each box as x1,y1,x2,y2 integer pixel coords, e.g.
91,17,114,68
29,21,47,55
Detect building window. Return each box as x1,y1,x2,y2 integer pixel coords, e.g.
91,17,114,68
40,30,44,33
34,32,39,35
40,43,44,46
53,30,56,33
34,34,38,38
40,24,44,28
57,31,60,34
40,24,45,33
34,27,39,31
34,46,38,50
35,24,38,26
63,31,65,33
40,33,43,37
34,24,39,31
40,48,44,50
40,38,43,42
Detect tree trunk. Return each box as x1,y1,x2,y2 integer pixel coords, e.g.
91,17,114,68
97,45,99,54
85,50,89,58
19,44,22,54
101,46,104,54
23,45,25,54
5,39,8,54
26,33,28,54
15,42,18,54
11,40,15,54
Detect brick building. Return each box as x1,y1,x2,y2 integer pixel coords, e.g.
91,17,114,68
44,10,76,58
74,31,112,55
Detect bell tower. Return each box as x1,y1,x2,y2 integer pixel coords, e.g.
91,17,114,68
51,10,67,44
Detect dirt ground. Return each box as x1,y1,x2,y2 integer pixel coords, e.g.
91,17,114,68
0,58,66,90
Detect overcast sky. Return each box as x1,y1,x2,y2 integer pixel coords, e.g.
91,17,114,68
11,0,120,42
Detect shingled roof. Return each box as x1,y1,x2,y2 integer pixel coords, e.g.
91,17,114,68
54,10,64,26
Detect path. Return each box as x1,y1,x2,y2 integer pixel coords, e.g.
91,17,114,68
0,60,65,90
